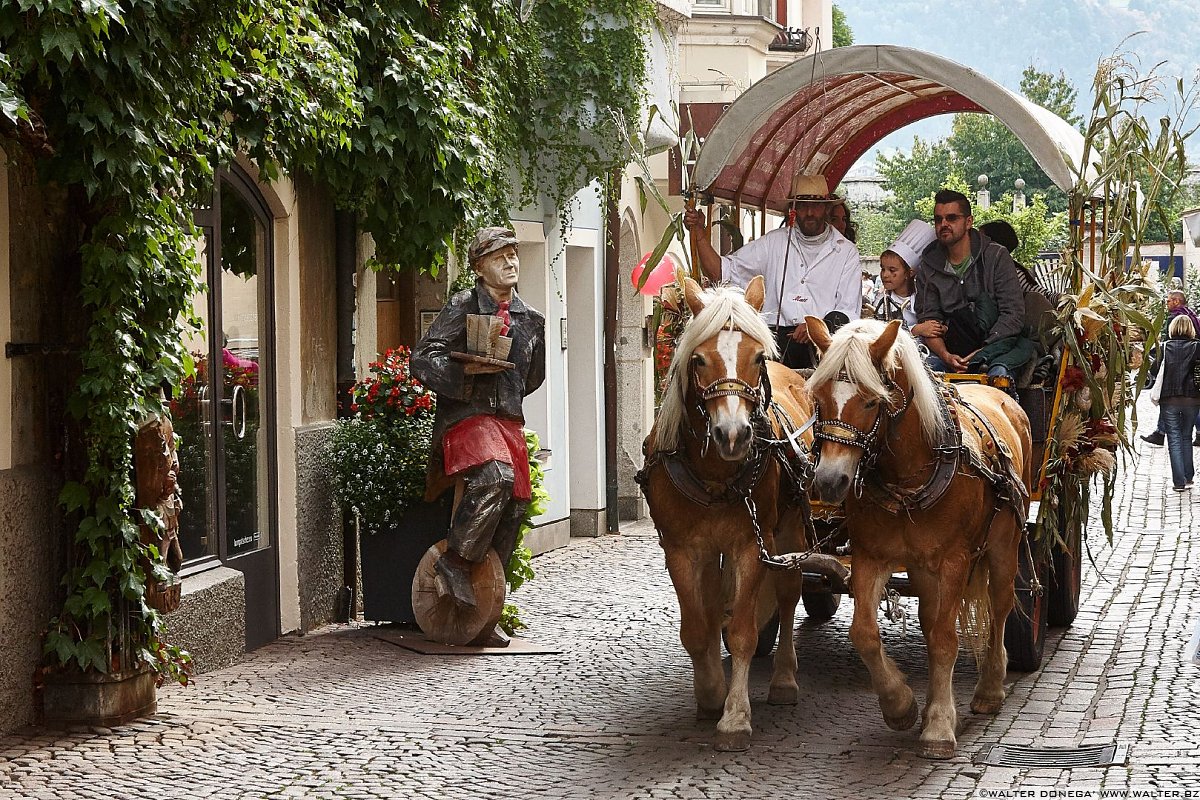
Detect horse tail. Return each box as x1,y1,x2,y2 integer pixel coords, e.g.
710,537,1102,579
957,564,993,670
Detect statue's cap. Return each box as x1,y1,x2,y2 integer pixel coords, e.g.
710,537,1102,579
469,227,519,265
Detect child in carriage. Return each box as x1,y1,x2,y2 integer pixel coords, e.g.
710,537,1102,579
873,219,943,341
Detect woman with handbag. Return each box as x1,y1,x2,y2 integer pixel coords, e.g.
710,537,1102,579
1151,314,1200,491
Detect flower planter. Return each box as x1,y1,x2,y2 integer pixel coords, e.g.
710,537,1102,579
360,496,452,624
42,665,157,727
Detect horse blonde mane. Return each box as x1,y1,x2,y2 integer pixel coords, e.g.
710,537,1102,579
808,318,947,447
652,284,778,453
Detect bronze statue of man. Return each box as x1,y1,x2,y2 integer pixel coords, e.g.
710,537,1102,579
411,227,546,646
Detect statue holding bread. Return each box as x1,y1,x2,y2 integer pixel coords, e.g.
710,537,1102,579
410,226,546,646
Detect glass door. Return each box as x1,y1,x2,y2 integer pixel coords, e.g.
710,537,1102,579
178,165,279,650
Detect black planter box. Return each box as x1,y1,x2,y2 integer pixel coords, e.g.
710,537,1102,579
360,496,452,624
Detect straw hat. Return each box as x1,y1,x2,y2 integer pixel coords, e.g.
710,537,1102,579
886,220,936,269
789,173,837,203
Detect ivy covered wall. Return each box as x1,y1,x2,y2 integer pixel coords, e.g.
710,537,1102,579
0,0,658,683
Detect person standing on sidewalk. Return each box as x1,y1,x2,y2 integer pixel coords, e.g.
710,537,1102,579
1141,289,1200,446
1150,314,1200,491
682,173,861,369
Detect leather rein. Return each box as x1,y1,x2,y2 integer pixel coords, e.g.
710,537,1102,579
636,339,813,509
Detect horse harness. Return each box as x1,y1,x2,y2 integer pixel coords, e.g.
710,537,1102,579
635,355,821,570
811,367,1028,532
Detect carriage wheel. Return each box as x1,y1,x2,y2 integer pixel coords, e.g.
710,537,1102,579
721,612,780,658
1047,509,1083,628
1005,539,1048,672
801,590,841,622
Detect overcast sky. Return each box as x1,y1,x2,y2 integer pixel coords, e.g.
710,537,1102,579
835,0,1200,171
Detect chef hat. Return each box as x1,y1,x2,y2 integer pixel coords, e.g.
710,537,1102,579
885,219,936,269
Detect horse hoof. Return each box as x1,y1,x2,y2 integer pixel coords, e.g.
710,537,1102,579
714,730,752,752
884,700,918,731
971,696,1005,715
697,705,723,721
767,684,799,705
918,740,957,760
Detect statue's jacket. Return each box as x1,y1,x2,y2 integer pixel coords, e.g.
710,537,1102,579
411,281,546,500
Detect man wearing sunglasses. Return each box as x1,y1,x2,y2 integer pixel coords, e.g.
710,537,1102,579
915,189,1034,379
682,173,861,369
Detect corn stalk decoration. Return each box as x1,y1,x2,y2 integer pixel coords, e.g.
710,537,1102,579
1038,43,1198,548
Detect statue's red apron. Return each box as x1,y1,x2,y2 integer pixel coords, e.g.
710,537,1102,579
441,416,531,501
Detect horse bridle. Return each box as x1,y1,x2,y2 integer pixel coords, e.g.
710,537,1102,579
811,369,912,495
688,352,772,454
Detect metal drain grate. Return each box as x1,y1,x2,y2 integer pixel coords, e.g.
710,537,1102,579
977,742,1130,768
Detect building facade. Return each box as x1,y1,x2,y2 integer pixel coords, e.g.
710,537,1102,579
0,150,364,726
0,3,694,735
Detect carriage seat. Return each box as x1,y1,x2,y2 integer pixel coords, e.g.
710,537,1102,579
1013,290,1058,389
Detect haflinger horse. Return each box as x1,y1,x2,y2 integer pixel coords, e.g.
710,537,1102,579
804,316,1031,759
638,276,840,752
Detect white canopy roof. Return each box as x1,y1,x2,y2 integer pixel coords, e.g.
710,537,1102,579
692,45,1092,212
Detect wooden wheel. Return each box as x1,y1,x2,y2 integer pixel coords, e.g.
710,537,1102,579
1005,537,1048,672
1048,509,1083,628
801,590,841,622
412,541,506,646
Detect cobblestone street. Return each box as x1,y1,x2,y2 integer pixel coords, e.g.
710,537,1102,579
3,396,1199,799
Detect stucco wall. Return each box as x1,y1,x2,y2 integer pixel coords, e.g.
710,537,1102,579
295,423,342,630
0,151,80,734
616,215,651,520
6,155,78,469
163,567,246,674
0,467,63,732
292,176,344,629
297,174,338,425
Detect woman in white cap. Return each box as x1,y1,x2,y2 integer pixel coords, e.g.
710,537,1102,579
874,220,943,339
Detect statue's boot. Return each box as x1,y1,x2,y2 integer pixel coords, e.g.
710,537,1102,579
434,550,477,608
472,624,511,648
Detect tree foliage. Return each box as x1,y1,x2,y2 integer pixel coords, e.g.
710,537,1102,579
947,67,1084,215
306,1,655,269
864,66,1086,257
832,5,853,48
878,136,963,221
0,0,656,680
1137,157,1200,243
976,195,1069,267
1018,66,1083,126
858,137,962,257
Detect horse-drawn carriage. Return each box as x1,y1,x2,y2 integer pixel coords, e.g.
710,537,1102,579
638,45,1139,758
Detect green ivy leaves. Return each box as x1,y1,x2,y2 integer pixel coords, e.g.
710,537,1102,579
3,0,654,680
